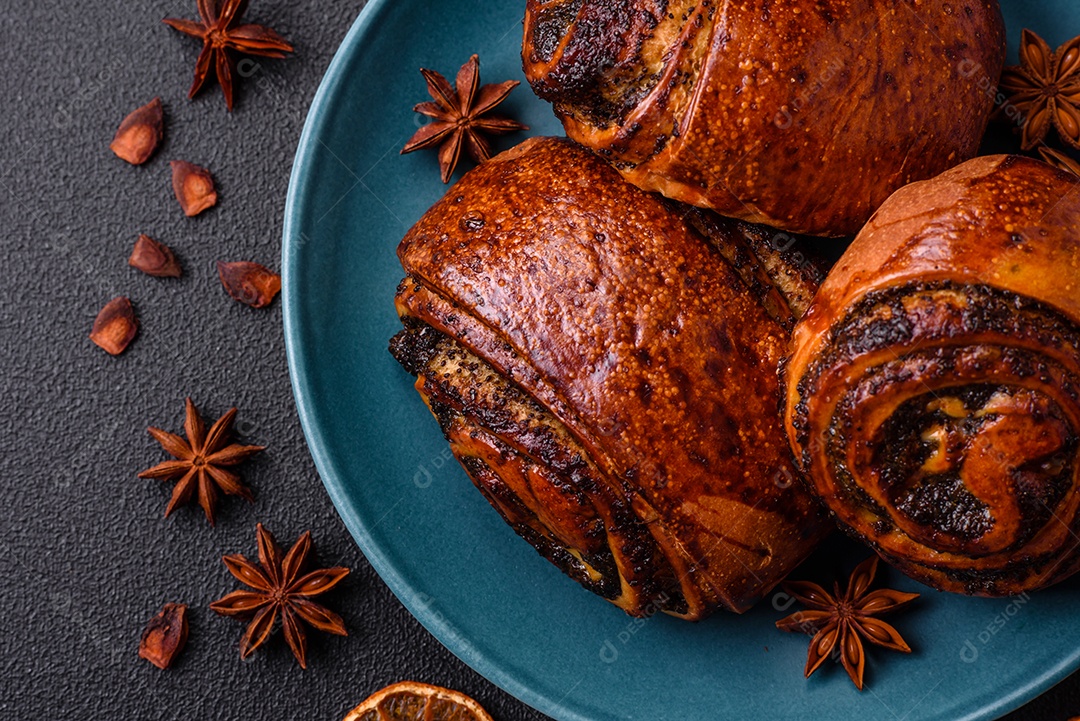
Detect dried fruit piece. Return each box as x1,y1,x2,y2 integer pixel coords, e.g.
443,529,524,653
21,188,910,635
129,234,182,277
342,682,494,721
111,98,164,165
138,603,189,669
89,297,138,355
217,261,280,308
171,160,217,216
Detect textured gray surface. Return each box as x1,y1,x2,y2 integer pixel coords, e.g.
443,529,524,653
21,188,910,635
0,0,1075,720
0,1,544,719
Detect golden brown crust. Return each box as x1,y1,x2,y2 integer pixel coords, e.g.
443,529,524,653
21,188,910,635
522,0,1006,237
393,137,830,617
784,155,1080,595
393,325,683,614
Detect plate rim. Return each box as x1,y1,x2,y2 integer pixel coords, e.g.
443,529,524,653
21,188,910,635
281,3,1080,720
280,3,588,719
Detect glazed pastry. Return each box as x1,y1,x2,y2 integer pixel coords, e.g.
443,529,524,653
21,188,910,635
784,155,1080,595
390,137,830,619
521,0,1006,237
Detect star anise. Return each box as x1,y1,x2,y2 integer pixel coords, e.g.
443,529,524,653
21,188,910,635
401,54,529,183
1040,145,1080,178
998,29,1080,150
210,523,349,668
163,0,293,111
138,398,265,525
775,556,919,690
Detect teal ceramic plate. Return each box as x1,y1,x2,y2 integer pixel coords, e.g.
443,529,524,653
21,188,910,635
283,2,1080,719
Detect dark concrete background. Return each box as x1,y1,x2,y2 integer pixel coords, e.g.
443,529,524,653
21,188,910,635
0,1,1075,719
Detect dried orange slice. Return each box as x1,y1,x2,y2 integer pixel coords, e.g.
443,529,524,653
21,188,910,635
342,681,494,721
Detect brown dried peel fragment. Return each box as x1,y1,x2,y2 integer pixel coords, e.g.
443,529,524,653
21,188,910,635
138,603,189,669
89,297,138,355
217,261,280,308
170,160,217,216
110,98,163,165
129,234,182,277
